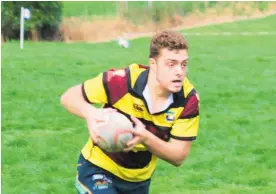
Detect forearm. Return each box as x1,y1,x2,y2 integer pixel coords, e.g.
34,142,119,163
144,132,189,166
60,84,95,119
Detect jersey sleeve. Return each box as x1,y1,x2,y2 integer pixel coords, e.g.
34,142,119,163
170,92,200,141
82,73,108,104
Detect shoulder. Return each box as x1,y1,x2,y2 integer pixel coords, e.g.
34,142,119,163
103,64,147,83
128,63,148,71
103,64,148,104
178,78,200,119
181,90,200,119
183,77,197,98
103,67,129,83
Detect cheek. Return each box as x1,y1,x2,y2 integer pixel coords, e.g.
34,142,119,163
157,69,171,84
183,68,188,77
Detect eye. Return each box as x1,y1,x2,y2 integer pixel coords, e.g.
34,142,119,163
167,62,175,67
181,64,187,68
181,61,188,67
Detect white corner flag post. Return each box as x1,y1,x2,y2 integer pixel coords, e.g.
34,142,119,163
20,7,31,49
148,1,152,9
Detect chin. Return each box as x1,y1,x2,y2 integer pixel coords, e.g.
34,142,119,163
169,87,182,93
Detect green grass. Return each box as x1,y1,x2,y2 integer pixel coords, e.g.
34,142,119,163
185,14,276,33
62,1,118,17
62,1,151,17
2,15,276,194
62,2,273,18
61,1,215,20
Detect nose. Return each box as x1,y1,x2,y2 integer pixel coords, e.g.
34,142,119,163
175,64,185,76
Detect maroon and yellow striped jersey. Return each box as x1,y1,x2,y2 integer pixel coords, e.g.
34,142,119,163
81,63,200,182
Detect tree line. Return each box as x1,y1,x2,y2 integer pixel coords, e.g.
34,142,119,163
1,1,63,41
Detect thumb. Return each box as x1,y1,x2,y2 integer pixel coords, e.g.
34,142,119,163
131,116,142,125
131,116,145,130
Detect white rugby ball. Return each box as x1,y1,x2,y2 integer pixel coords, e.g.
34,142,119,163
95,112,133,152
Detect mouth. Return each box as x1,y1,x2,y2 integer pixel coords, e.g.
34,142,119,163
171,80,182,88
172,80,182,83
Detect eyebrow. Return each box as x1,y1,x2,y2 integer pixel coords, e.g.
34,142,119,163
166,57,189,63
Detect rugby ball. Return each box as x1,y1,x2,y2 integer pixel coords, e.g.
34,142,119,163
95,112,133,152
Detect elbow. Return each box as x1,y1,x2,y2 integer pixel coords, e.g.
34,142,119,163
171,152,189,167
60,93,66,106
60,93,65,106
171,159,184,167
60,84,81,107
60,89,70,107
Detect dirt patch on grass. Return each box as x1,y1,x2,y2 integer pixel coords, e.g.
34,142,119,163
61,3,276,43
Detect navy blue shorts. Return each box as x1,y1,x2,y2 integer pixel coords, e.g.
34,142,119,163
76,154,151,194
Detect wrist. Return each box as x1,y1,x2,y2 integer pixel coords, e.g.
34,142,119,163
142,129,153,145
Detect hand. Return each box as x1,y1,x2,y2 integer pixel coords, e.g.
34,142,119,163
85,107,117,144
123,116,150,152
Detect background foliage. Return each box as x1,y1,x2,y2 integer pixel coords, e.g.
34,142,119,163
1,1,62,41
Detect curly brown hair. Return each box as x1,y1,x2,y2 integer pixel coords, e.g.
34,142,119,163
149,30,188,58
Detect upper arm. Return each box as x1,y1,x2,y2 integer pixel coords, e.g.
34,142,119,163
82,73,108,104
167,92,199,162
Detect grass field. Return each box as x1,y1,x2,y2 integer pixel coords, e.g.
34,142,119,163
62,1,118,17
62,1,194,17
62,1,154,17
62,2,272,18
2,15,276,194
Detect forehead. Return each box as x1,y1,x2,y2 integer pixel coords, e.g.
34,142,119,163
159,48,188,61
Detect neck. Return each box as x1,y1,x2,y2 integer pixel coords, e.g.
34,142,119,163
147,69,171,99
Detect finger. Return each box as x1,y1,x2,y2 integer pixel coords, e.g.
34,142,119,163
95,120,108,128
103,108,117,113
131,116,143,126
89,129,98,144
94,114,108,122
126,136,140,146
124,128,140,136
130,116,139,124
94,108,116,122
123,145,135,152
87,121,99,143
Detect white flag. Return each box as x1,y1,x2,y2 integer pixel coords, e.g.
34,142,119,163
23,8,31,20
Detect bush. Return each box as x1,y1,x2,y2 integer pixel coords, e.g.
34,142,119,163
1,1,62,41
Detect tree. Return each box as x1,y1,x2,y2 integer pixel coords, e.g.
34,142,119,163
1,1,63,41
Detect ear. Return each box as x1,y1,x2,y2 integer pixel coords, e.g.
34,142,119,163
149,58,156,66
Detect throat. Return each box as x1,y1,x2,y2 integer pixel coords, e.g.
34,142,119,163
143,85,174,114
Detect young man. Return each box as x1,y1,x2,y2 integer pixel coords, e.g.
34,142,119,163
61,30,200,194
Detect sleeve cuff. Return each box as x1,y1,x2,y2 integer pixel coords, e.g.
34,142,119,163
170,135,197,141
81,83,91,104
